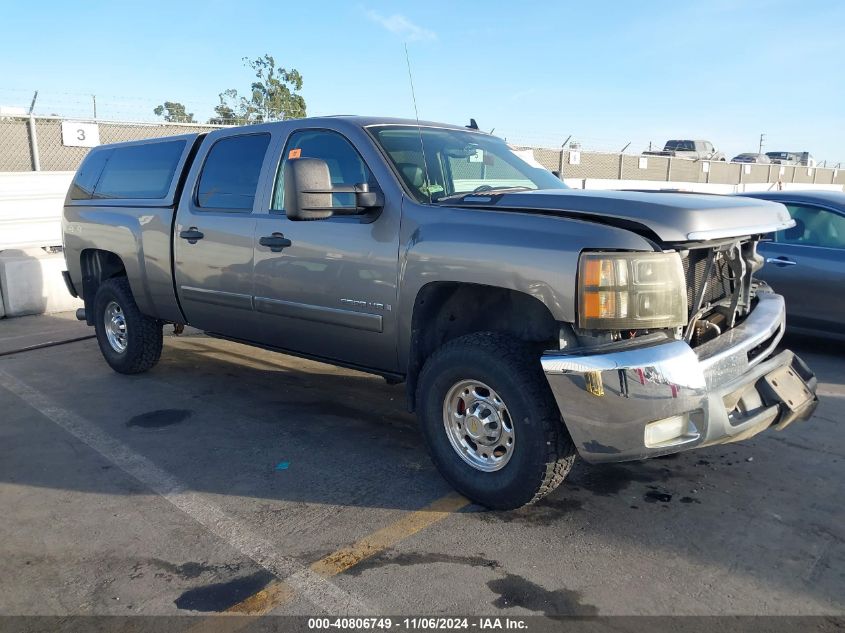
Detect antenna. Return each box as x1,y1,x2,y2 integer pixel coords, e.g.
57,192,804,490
404,42,432,204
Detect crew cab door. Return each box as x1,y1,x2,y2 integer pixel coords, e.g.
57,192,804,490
252,125,401,372
173,130,273,338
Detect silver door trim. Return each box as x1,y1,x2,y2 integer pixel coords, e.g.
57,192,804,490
181,286,254,310
254,296,383,333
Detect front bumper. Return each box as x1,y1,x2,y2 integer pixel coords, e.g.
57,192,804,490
542,291,818,463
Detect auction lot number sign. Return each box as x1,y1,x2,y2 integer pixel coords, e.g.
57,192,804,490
61,121,101,148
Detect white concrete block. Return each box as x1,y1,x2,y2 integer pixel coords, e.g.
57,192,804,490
0,171,74,250
0,249,82,317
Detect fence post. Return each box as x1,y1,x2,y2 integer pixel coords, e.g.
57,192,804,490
27,115,41,171
666,158,672,182
557,149,564,181
618,154,624,179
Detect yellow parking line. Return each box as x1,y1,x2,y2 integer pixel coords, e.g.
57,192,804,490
222,491,469,616
309,492,469,578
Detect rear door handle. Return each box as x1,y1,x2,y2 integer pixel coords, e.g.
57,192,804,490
179,227,204,244
259,232,292,253
766,256,797,267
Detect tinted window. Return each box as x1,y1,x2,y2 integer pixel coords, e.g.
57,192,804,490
776,204,845,249
70,148,113,200
666,140,694,151
94,140,186,199
272,130,375,211
197,134,271,211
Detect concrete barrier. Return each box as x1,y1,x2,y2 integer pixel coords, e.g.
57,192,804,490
0,248,82,317
0,171,74,251
564,178,844,193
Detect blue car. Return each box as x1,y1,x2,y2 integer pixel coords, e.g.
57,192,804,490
737,190,845,339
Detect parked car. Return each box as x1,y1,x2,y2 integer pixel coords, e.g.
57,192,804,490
644,139,726,161
732,153,771,164
765,151,815,167
736,190,845,339
61,116,818,509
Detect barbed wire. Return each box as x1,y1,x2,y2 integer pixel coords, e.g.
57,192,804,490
0,87,841,163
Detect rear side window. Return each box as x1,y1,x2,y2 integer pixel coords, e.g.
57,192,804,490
196,134,271,211
70,148,113,200
94,140,186,199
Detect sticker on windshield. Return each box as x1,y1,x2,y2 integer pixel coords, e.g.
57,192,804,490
288,148,302,159
469,149,484,163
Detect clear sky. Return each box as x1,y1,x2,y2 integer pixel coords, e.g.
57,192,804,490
1,0,843,162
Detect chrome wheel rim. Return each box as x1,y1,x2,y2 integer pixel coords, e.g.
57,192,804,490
104,301,128,353
443,380,515,472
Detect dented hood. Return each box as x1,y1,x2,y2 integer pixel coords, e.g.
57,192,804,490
456,189,794,243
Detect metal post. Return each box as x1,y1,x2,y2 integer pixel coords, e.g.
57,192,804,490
92,95,97,119
618,154,624,180
666,157,672,182
557,149,564,181
27,115,41,171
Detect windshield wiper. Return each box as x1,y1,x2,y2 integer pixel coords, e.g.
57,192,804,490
436,187,531,204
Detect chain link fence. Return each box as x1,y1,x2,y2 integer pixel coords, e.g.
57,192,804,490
2,115,844,188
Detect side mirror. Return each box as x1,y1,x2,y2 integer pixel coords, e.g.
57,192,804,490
284,157,384,221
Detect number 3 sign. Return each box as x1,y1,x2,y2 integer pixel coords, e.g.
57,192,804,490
61,121,100,148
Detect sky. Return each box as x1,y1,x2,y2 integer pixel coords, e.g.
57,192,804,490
1,0,843,163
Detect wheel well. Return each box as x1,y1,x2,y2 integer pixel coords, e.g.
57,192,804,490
405,282,559,411
80,249,127,325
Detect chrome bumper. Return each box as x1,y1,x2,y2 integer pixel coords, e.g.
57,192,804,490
542,291,818,463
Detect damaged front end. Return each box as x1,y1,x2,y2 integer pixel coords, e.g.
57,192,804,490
541,235,818,463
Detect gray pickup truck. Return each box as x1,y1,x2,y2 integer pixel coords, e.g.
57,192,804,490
644,139,726,161
61,116,818,509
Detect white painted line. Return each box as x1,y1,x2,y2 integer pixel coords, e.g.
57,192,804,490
0,369,375,615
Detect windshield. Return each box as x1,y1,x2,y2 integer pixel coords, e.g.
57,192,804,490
665,140,695,151
369,125,566,204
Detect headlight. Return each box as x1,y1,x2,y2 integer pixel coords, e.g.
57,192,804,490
577,252,687,330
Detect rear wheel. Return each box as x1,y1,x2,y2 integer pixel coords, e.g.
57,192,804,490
93,277,163,374
417,332,577,509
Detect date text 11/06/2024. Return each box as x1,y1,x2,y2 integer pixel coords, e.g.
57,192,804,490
307,617,528,630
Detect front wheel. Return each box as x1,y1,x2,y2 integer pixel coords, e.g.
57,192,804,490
416,332,577,509
93,277,163,374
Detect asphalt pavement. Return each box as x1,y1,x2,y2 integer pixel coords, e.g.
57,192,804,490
0,312,842,618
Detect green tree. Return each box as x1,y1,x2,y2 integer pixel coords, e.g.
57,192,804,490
208,89,240,125
153,101,195,123
208,55,306,124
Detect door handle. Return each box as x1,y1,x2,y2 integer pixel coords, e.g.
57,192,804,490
179,227,204,244
259,232,292,253
765,256,797,267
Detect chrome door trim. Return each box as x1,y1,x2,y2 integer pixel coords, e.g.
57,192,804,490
254,296,383,333
181,286,254,310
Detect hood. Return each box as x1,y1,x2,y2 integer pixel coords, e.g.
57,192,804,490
450,189,794,243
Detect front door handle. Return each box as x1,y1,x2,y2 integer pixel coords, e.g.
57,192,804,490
259,232,292,253
765,256,797,267
179,227,204,244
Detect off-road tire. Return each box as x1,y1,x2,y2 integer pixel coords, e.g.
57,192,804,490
416,332,577,510
93,277,163,374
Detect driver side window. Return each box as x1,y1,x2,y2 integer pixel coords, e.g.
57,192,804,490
272,130,375,212
777,203,845,249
